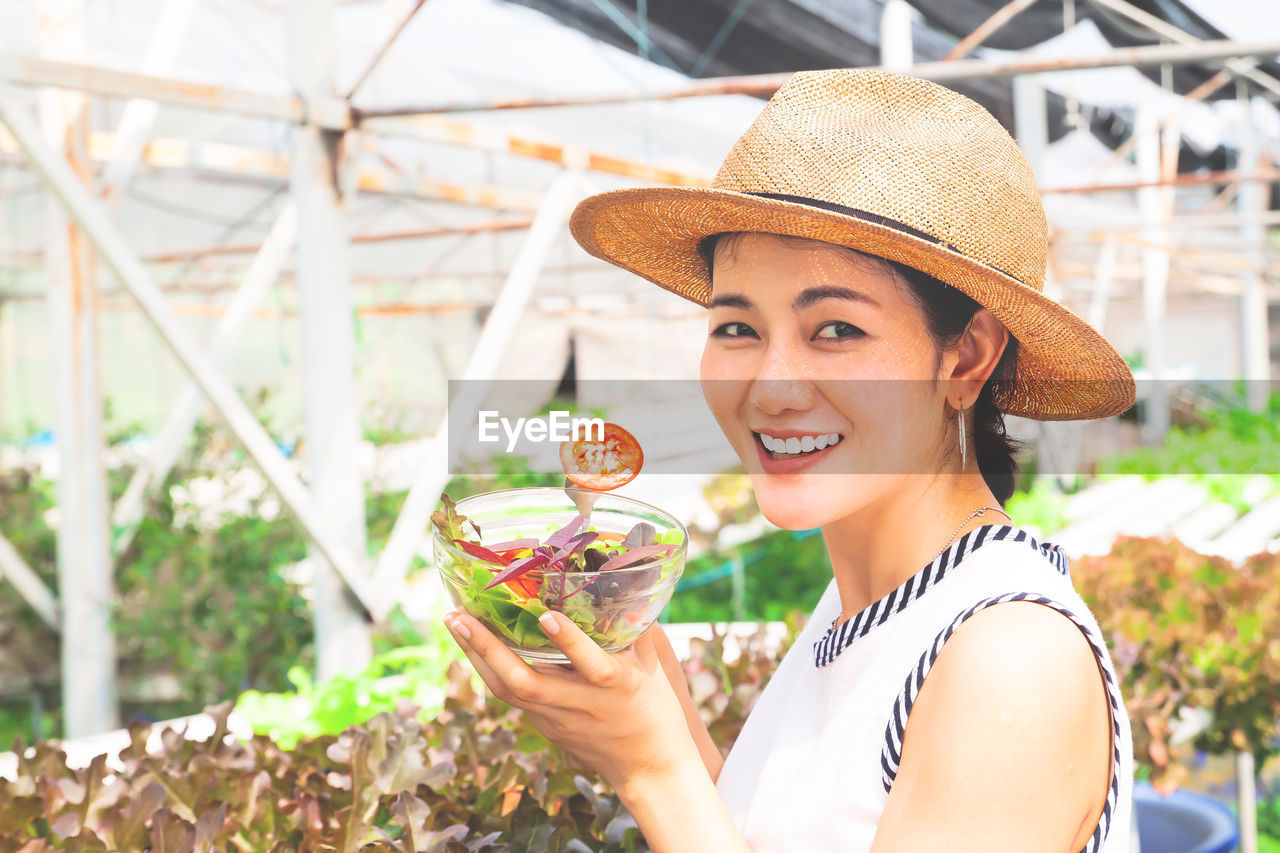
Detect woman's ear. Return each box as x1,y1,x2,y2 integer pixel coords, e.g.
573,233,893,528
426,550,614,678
948,309,1009,399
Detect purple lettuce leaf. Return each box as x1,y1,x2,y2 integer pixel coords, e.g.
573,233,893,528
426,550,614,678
547,531,599,569
622,521,656,549
598,543,674,571
584,548,610,572
544,513,586,550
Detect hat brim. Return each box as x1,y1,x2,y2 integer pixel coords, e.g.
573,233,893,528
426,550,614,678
570,185,1135,421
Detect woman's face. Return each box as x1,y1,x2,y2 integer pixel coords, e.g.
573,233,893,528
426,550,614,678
699,232,955,531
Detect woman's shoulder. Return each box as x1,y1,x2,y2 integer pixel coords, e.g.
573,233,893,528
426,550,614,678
926,596,1107,698
878,597,1116,849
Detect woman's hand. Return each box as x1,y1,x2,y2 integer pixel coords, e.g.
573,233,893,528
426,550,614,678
444,609,751,852
442,608,701,794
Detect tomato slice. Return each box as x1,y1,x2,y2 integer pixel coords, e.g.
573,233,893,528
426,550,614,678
559,422,643,491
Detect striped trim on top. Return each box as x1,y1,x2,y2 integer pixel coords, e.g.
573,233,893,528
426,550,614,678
879,592,1124,853
812,525,1069,667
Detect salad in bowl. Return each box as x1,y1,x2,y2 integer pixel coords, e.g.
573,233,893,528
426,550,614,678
430,486,687,664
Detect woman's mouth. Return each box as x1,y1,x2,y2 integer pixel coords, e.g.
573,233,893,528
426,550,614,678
752,430,844,473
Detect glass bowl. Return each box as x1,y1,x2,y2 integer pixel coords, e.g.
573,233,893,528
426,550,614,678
431,487,688,664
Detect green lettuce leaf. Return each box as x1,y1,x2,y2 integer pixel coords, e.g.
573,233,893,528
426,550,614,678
431,492,481,542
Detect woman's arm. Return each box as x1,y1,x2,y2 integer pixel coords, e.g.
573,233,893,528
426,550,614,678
444,609,750,853
870,601,1113,853
649,623,726,783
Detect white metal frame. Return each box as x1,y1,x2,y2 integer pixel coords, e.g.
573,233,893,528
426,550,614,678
0,1,1271,741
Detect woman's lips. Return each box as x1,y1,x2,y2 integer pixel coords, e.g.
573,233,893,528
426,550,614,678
752,431,843,475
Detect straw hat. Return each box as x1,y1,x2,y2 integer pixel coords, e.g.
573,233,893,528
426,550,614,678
569,68,1135,421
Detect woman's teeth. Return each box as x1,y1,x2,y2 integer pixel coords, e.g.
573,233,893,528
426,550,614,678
758,432,843,457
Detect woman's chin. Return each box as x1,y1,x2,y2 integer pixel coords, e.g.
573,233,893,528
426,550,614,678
751,478,842,531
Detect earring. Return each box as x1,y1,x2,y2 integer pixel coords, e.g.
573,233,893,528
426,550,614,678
957,400,967,470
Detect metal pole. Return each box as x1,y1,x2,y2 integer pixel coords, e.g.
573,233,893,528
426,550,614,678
1041,168,1280,195
290,0,373,678
355,39,1280,116
879,0,913,71
0,54,349,129
99,0,197,204
345,0,429,100
39,0,117,738
0,531,59,631
1088,235,1118,334
110,202,298,558
1013,74,1049,181
358,114,712,187
944,0,1040,62
1238,749,1259,853
1136,105,1172,442
1014,74,1057,301
0,91,384,621
1086,0,1280,99
141,216,531,264
1237,94,1270,414
0,297,7,435
372,171,583,595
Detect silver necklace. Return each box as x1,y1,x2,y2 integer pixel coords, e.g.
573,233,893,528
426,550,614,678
827,505,1011,633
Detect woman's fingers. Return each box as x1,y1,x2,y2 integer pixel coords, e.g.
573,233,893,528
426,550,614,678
445,611,556,707
537,610,622,687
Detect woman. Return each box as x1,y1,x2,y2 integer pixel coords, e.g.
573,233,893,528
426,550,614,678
442,68,1136,852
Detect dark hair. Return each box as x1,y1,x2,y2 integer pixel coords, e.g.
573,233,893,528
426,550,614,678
697,232,1022,504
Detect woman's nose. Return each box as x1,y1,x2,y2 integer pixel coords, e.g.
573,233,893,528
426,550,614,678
748,341,816,414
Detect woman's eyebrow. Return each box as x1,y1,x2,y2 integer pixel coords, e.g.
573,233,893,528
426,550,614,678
793,285,881,310
707,293,753,310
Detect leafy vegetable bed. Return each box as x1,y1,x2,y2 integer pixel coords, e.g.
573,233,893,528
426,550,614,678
2,627,791,851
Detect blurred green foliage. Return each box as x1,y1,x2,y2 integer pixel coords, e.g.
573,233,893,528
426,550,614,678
1260,792,1280,852
0,408,564,747
666,528,831,623
1098,389,1280,511
233,616,460,750
1004,477,1071,536
1076,536,1280,793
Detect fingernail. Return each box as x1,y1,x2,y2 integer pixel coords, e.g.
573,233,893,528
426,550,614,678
538,611,561,635
448,619,471,641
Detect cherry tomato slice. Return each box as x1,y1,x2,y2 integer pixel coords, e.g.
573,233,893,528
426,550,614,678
559,422,643,491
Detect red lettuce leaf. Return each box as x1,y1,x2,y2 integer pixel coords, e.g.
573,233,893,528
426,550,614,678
451,540,512,566
486,538,539,551
483,553,550,591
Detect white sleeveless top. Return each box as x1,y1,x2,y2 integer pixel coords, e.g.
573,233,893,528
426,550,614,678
715,524,1134,852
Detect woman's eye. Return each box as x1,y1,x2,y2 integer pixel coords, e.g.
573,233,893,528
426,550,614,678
712,321,758,338
814,321,865,340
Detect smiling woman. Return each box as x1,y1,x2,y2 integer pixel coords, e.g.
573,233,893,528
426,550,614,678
444,67,1138,853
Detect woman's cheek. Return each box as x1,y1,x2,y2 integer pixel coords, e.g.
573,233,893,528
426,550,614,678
700,349,752,434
